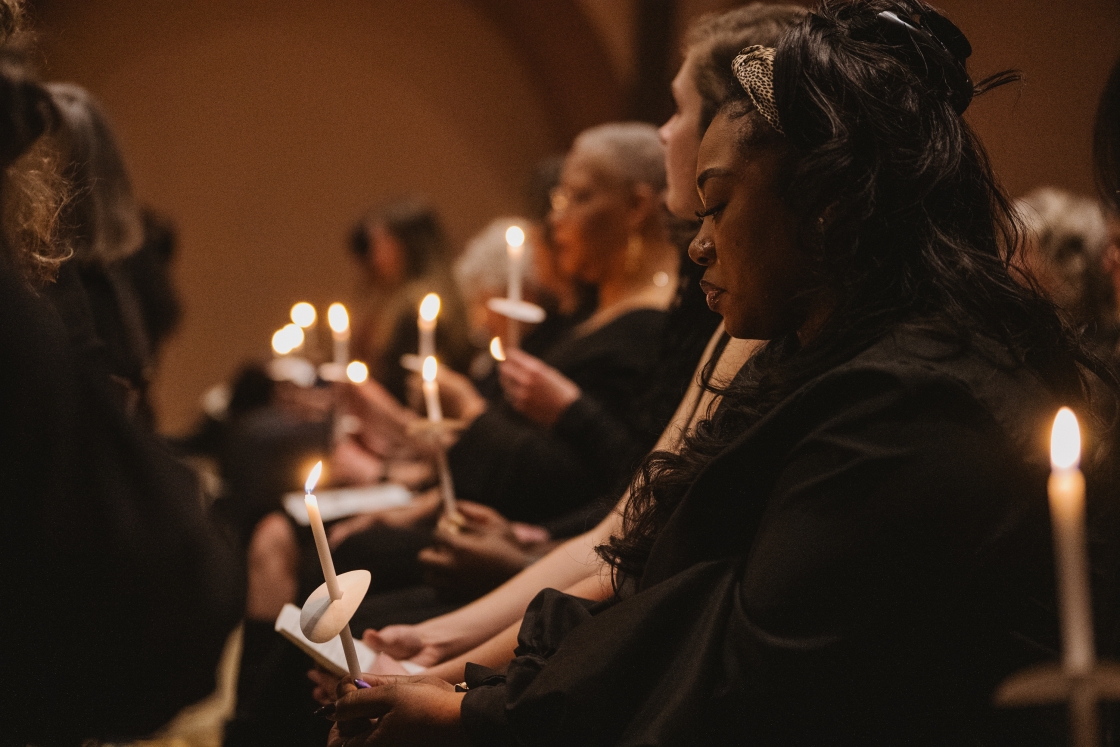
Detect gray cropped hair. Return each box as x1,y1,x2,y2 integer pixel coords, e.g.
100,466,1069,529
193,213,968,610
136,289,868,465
571,122,666,192
455,217,534,297
1016,186,1112,327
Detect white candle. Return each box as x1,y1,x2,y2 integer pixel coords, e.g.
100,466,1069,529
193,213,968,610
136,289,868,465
418,293,441,360
505,225,525,303
421,355,442,422
303,461,362,679
1048,407,1095,675
421,356,460,521
328,303,350,366
291,302,318,360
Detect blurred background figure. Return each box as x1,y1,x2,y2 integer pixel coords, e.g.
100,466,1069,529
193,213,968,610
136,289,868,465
348,198,472,403
1016,187,1118,352
48,82,184,429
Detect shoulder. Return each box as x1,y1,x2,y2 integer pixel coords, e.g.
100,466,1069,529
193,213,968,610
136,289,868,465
785,325,1057,461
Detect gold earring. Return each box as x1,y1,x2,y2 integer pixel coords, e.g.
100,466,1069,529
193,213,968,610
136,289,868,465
626,234,643,275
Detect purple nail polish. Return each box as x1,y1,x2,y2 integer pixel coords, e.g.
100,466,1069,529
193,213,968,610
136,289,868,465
354,678,371,689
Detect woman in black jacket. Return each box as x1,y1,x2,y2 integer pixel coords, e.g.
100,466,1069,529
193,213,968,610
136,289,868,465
324,2,1120,744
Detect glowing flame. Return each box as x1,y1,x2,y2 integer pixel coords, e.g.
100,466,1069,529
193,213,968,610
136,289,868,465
490,336,506,361
419,293,441,322
305,460,323,493
505,225,525,248
422,355,438,383
1051,407,1081,470
328,303,349,334
272,328,293,355
290,302,317,328
283,323,304,349
346,360,369,383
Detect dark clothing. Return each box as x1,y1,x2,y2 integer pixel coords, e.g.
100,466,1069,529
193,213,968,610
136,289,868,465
449,308,667,526
1,264,243,746
461,325,1116,746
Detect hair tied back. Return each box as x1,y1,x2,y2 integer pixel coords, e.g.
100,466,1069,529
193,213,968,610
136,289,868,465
875,8,974,114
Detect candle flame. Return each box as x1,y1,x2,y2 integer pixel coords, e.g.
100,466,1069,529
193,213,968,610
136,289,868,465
490,336,506,361
328,303,349,333
422,355,438,383
1051,407,1081,470
346,360,369,383
291,302,317,328
272,328,293,355
505,225,525,248
305,461,323,493
419,293,441,322
283,323,304,349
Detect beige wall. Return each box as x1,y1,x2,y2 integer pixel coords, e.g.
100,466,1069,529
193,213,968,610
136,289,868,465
35,0,570,433
31,0,1120,434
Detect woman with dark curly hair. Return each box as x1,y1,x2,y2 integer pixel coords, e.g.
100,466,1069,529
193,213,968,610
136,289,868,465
320,2,1119,744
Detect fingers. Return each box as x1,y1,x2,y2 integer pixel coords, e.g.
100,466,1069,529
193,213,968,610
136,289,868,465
362,626,423,659
331,677,414,721
455,501,501,523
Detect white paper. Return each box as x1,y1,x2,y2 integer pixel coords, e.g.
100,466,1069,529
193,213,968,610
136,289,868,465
274,603,427,677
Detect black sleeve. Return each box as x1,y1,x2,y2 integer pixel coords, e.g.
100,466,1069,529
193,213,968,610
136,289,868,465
447,404,596,524
460,370,1063,746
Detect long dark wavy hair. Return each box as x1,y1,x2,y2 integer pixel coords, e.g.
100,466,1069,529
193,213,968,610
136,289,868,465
600,0,1117,587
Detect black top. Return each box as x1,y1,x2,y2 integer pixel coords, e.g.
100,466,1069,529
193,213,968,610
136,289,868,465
0,263,244,745
448,308,666,527
460,324,1118,746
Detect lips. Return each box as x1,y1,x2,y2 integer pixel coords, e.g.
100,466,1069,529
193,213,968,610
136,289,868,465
699,279,725,311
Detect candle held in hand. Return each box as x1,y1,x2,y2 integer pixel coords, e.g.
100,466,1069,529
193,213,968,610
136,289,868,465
505,226,525,348
418,293,441,360
328,303,350,365
303,461,362,678
421,355,442,422
1048,407,1094,675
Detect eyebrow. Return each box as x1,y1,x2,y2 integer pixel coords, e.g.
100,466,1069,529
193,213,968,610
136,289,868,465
696,167,735,191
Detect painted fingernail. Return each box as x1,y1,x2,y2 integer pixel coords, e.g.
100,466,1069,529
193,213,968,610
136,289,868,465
354,678,371,689
313,703,335,718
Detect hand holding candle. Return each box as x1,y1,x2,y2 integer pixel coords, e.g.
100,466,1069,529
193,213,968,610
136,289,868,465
303,461,363,680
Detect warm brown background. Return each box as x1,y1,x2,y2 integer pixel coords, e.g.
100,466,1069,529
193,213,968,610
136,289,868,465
28,0,1120,434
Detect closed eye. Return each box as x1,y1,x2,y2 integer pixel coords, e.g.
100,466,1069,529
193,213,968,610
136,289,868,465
695,203,724,220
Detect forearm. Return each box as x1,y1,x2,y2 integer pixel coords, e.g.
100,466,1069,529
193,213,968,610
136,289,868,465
426,571,614,683
412,507,622,659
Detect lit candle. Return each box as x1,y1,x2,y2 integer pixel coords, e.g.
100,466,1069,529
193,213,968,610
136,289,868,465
506,226,525,349
303,461,362,679
418,293,441,360
272,328,293,358
489,336,506,362
1049,407,1095,675
505,225,525,303
291,302,318,360
421,355,442,422
282,323,305,356
346,360,369,384
328,303,350,366
421,356,460,522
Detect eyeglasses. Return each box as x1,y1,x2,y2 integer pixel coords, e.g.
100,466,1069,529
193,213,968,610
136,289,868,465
549,186,599,215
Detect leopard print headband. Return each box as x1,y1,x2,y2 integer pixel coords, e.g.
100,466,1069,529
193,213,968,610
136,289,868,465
731,45,783,135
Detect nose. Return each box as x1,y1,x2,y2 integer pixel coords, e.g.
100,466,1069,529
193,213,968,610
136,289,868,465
658,117,673,145
689,228,714,267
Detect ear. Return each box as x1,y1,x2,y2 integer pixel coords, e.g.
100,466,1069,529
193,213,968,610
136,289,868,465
625,182,660,234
